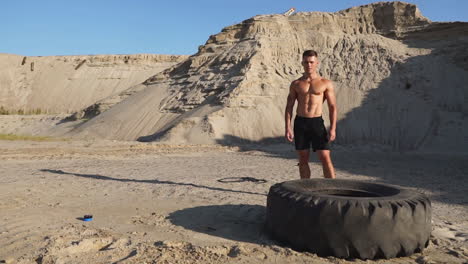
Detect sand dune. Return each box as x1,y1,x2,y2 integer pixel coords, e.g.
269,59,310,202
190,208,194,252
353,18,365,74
53,2,468,153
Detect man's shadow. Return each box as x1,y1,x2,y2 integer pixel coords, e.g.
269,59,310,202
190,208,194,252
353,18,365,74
39,169,266,197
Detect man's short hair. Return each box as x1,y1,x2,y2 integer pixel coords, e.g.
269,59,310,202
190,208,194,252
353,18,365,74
302,50,318,58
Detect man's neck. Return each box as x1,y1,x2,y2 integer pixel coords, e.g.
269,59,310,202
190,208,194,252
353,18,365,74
303,72,320,79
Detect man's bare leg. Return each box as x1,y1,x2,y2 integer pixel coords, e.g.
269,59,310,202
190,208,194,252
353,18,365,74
297,150,311,179
317,150,336,179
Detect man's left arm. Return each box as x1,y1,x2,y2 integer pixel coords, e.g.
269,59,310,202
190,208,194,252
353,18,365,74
324,81,337,141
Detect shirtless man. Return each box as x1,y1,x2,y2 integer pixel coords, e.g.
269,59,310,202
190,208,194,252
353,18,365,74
285,50,337,179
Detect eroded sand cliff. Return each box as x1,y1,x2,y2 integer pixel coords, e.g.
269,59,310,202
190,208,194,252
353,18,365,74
62,2,467,153
0,54,187,113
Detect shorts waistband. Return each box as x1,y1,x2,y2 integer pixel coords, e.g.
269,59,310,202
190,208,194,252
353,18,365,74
295,115,323,120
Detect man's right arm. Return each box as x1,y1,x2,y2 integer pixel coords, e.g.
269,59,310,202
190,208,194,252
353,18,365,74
285,82,297,142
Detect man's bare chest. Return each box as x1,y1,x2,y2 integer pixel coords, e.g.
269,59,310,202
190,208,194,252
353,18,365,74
296,81,326,96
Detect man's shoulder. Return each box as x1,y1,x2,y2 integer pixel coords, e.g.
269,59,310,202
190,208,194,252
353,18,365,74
290,78,303,87
320,77,333,84
292,76,305,83
320,78,335,89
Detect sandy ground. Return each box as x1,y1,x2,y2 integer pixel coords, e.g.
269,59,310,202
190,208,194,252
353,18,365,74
0,139,467,264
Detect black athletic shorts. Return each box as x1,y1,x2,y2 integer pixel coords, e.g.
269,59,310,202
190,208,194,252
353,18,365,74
294,115,330,151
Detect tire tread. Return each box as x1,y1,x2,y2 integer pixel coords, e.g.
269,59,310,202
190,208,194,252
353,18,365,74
266,180,432,260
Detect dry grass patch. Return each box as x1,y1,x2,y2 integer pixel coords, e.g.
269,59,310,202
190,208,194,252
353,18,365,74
0,106,50,115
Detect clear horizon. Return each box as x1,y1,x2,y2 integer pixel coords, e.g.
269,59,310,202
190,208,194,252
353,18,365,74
2,0,467,57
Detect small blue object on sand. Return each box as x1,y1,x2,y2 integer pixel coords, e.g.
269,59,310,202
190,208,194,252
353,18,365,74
83,215,93,221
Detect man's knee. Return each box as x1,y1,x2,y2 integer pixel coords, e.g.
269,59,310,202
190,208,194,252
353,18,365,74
298,156,309,164
317,151,331,162
297,150,310,163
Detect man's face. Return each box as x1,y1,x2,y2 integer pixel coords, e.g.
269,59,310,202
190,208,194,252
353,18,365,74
302,56,319,73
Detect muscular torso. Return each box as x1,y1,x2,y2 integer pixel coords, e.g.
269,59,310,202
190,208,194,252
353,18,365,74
292,77,329,118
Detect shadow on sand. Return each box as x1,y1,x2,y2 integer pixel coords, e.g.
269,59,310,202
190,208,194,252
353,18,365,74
40,169,276,245
167,204,274,245
39,169,266,197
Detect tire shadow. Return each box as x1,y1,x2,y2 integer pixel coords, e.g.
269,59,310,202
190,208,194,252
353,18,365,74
167,204,274,245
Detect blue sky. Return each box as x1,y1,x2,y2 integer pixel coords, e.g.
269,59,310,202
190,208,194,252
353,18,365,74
2,0,467,56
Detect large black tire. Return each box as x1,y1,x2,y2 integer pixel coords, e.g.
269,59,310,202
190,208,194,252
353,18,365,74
266,179,431,259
